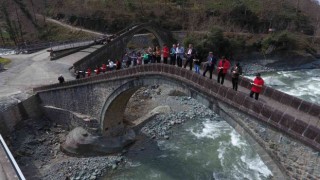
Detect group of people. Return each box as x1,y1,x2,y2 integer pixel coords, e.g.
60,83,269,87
120,43,197,69
58,42,265,100
73,59,121,79
201,52,264,100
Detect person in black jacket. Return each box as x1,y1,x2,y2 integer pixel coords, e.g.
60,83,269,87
58,74,65,83
203,52,217,79
231,62,243,91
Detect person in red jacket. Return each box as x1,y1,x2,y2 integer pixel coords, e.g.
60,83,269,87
86,68,91,77
94,65,100,75
162,44,169,64
250,73,264,100
217,56,231,85
101,64,106,73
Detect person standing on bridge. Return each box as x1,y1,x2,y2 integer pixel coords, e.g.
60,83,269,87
86,68,91,77
155,46,161,63
184,44,196,71
176,43,184,67
143,50,149,64
203,52,217,79
217,56,231,85
116,59,121,70
170,44,177,65
137,52,142,65
250,73,264,100
162,44,169,64
101,64,107,73
58,74,65,83
108,60,115,71
148,46,155,63
94,65,100,75
231,62,243,91
130,51,137,66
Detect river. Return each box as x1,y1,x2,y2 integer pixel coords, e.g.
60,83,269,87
105,117,272,180
0,48,16,56
261,69,320,104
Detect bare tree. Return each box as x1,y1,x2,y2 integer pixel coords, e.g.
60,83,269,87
14,4,24,42
30,0,37,24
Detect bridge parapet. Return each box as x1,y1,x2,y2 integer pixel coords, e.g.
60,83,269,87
34,64,320,150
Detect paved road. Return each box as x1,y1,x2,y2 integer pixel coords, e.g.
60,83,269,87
1,50,68,98
0,45,103,100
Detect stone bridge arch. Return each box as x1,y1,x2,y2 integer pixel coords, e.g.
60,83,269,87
99,77,190,137
73,23,175,71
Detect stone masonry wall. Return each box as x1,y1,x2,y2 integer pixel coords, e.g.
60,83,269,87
37,79,130,122
43,106,100,134
218,101,320,179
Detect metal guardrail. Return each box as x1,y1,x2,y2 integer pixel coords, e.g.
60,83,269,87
50,40,95,51
0,37,104,54
0,135,25,180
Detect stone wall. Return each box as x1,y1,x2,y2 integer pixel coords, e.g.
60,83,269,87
0,95,43,136
217,100,320,179
37,80,118,120
43,106,100,134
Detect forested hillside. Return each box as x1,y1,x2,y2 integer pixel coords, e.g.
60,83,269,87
1,0,320,51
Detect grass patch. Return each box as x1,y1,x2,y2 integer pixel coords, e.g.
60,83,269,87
0,57,11,65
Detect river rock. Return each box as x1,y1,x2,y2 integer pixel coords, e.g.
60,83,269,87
61,127,136,155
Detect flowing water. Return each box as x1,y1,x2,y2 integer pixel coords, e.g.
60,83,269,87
105,116,272,180
261,69,320,104
0,48,16,56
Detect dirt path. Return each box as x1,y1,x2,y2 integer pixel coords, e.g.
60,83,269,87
36,14,106,37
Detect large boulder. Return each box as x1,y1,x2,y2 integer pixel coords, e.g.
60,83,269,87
61,127,135,155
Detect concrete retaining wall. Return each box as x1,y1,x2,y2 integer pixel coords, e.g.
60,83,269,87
43,106,100,134
0,95,43,136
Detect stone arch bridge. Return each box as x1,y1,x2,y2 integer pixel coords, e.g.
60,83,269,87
34,64,320,179
34,64,320,147
72,23,175,71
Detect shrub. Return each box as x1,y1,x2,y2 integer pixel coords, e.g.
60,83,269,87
261,31,297,53
183,27,240,60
